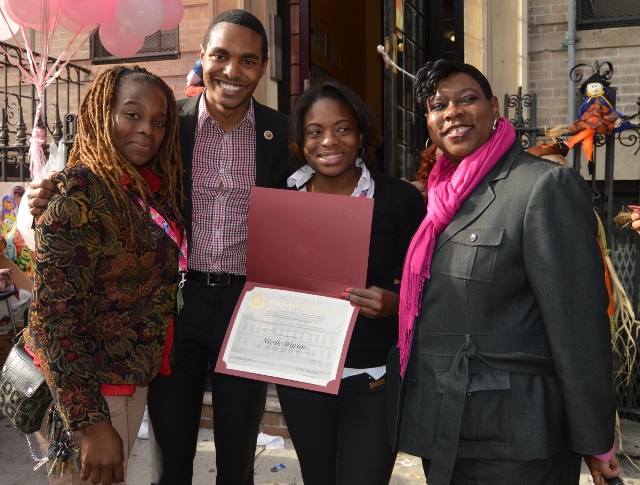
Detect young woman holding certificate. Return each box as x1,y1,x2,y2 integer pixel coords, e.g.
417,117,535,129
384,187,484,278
278,81,425,485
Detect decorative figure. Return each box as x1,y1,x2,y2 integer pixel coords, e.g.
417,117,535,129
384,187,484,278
2,213,16,236
5,236,16,262
16,246,32,274
526,126,570,160
564,70,632,174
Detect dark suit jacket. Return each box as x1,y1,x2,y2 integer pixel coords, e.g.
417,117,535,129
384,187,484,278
394,141,615,464
177,94,290,241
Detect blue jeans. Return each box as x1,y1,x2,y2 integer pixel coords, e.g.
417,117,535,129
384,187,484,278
277,373,397,485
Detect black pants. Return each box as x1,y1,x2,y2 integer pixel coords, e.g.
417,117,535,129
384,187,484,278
147,279,267,485
421,444,582,485
277,373,397,485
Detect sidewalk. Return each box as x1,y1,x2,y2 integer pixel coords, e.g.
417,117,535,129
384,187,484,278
3,414,640,484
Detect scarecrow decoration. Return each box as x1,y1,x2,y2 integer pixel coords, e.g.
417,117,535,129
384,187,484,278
526,126,569,163
563,62,635,175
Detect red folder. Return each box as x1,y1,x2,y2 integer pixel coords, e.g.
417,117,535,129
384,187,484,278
214,187,373,393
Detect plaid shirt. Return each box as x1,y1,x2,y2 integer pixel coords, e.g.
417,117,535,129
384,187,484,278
190,93,256,274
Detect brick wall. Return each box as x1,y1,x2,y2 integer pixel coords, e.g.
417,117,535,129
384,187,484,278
528,0,640,180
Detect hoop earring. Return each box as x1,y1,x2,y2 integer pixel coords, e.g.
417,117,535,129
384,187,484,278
492,118,498,131
425,138,432,149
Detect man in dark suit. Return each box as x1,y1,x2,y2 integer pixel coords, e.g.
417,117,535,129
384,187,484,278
27,9,289,485
146,10,290,485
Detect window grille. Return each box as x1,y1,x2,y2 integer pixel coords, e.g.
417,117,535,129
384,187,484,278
577,0,640,30
91,27,180,64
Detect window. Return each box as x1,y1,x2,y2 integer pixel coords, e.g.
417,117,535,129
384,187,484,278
91,27,180,64
577,0,640,30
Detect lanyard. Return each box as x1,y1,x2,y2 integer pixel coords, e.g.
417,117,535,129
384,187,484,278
125,187,188,313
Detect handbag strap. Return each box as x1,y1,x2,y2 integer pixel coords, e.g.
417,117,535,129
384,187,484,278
11,327,25,345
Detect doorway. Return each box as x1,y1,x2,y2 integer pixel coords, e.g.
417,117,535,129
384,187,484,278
278,0,464,177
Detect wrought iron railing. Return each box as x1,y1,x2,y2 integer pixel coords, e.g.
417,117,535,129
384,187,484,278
503,86,538,149
0,41,89,181
506,79,640,420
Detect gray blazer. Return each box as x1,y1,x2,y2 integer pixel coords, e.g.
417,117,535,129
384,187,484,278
392,141,615,479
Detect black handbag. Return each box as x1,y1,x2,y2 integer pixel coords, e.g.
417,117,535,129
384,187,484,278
0,335,52,434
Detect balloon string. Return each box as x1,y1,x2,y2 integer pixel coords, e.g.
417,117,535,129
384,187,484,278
0,6,94,178
376,45,416,80
29,98,47,180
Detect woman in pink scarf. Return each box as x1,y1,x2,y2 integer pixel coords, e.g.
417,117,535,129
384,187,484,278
390,59,620,485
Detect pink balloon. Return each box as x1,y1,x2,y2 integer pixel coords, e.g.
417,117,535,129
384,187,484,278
7,0,60,25
60,0,114,25
99,14,145,58
59,14,97,35
159,0,182,31
0,2,18,40
115,0,164,37
0,0,19,25
23,16,56,31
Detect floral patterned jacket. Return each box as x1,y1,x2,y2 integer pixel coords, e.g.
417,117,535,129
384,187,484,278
25,164,182,430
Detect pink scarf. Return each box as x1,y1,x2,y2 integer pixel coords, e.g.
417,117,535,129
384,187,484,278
398,118,516,376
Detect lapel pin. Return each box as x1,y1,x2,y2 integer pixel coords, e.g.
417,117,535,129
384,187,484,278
264,130,273,140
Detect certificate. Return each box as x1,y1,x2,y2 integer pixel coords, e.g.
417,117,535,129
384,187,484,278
215,187,374,394
221,287,355,387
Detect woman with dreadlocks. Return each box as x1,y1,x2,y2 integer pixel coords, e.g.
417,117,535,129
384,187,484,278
24,65,185,485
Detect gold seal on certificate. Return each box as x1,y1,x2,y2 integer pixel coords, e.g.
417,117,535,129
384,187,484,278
215,187,374,394
249,293,266,309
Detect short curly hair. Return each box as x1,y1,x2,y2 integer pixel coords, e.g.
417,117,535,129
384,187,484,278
414,59,494,110
202,9,268,62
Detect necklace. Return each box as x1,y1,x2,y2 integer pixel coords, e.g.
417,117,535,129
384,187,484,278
307,167,363,194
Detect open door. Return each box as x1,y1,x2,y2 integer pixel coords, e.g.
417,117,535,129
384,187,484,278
383,0,464,177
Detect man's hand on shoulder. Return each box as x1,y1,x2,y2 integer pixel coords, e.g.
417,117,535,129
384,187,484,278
28,177,56,216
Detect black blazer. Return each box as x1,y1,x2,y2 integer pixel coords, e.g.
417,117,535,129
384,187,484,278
177,94,290,241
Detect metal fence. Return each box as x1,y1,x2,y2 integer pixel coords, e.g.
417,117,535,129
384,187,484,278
504,83,640,420
0,41,88,182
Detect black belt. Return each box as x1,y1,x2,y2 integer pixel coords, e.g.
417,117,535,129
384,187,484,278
185,270,246,286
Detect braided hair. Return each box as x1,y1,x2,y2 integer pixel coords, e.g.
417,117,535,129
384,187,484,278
67,65,184,247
